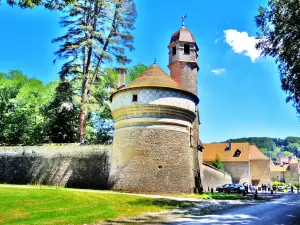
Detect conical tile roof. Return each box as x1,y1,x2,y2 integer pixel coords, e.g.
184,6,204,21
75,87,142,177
110,64,198,102
125,64,184,90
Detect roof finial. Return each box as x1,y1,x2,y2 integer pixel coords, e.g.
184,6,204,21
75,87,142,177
180,15,187,27
154,57,156,64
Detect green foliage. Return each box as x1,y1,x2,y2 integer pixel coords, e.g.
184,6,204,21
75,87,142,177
46,81,78,143
282,151,294,157
0,68,117,145
271,181,286,190
212,154,224,171
0,71,57,145
2,0,75,10
126,63,149,84
255,0,300,115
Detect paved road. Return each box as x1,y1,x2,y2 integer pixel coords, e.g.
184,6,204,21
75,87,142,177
167,194,300,225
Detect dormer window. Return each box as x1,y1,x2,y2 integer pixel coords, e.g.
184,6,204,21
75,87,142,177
233,149,241,157
132,94,138,102
172,46,176,55
184,44,190,54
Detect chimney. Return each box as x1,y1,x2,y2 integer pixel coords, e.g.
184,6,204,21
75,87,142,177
225,142,232,151
116,68,126,88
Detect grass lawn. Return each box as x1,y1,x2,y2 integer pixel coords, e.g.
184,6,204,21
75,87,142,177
0,185,251,225
0,186,193,225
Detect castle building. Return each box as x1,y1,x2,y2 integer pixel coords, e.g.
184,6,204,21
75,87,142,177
203,143,271,186
108,24,203,193
270,156,300,184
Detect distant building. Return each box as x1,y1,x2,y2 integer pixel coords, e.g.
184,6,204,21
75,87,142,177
270,156,300,184
203,143,271,186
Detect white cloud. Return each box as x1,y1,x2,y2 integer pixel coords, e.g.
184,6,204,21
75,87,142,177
224,29,261,62
211,68,226,75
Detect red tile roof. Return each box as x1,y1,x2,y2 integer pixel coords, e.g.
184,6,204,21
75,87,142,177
249,145,269,160
203,143,250,162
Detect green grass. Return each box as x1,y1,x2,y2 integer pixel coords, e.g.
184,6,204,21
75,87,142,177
184,193,250,200
0,187,194,225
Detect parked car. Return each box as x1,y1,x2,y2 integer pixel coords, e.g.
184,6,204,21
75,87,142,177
236,184,246,193
223,184,245,193
216,184,229,193
278,186,285,192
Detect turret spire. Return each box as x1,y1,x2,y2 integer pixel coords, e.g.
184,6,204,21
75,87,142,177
180,15,187,27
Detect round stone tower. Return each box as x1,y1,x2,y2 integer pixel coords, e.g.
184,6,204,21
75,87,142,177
109,64,199,193
168,25,203,192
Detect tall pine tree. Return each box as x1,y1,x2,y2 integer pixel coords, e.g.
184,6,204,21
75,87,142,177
53,0,136,143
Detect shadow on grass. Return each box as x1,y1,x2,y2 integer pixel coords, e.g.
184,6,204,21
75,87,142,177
128,198,198,208
103,198,198,225
103,195,256,224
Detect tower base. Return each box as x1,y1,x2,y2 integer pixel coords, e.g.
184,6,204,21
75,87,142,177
109,126,196,193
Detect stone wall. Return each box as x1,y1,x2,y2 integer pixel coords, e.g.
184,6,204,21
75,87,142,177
202,163,232,192
169,62,198,96
109,126,196,193
0,145,112,189
250,160,271,186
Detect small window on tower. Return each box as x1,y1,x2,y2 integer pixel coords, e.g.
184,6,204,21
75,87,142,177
184,44,190,54
132,94,138,102
172,46,176,55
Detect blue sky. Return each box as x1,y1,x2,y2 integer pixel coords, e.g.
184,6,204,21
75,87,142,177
0,0,299,142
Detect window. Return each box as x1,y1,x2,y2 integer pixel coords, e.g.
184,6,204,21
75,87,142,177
172,46,176,55
132,94,138,102
184,44,190,54
233,149,241,157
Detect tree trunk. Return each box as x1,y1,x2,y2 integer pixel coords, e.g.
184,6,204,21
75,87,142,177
77,104,88,143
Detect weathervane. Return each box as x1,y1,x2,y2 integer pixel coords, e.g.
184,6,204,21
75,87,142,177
180,15,187,27
154,57,156,64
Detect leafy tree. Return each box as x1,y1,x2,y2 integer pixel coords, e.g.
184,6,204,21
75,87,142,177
285,143,300,158
85,68,118,144
46,81,78,143
53,0,136,143
212,154,224,171
126,63,149,84
282,151,293,157
255,0,300,115
2,0,74,10
0,70,56,145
